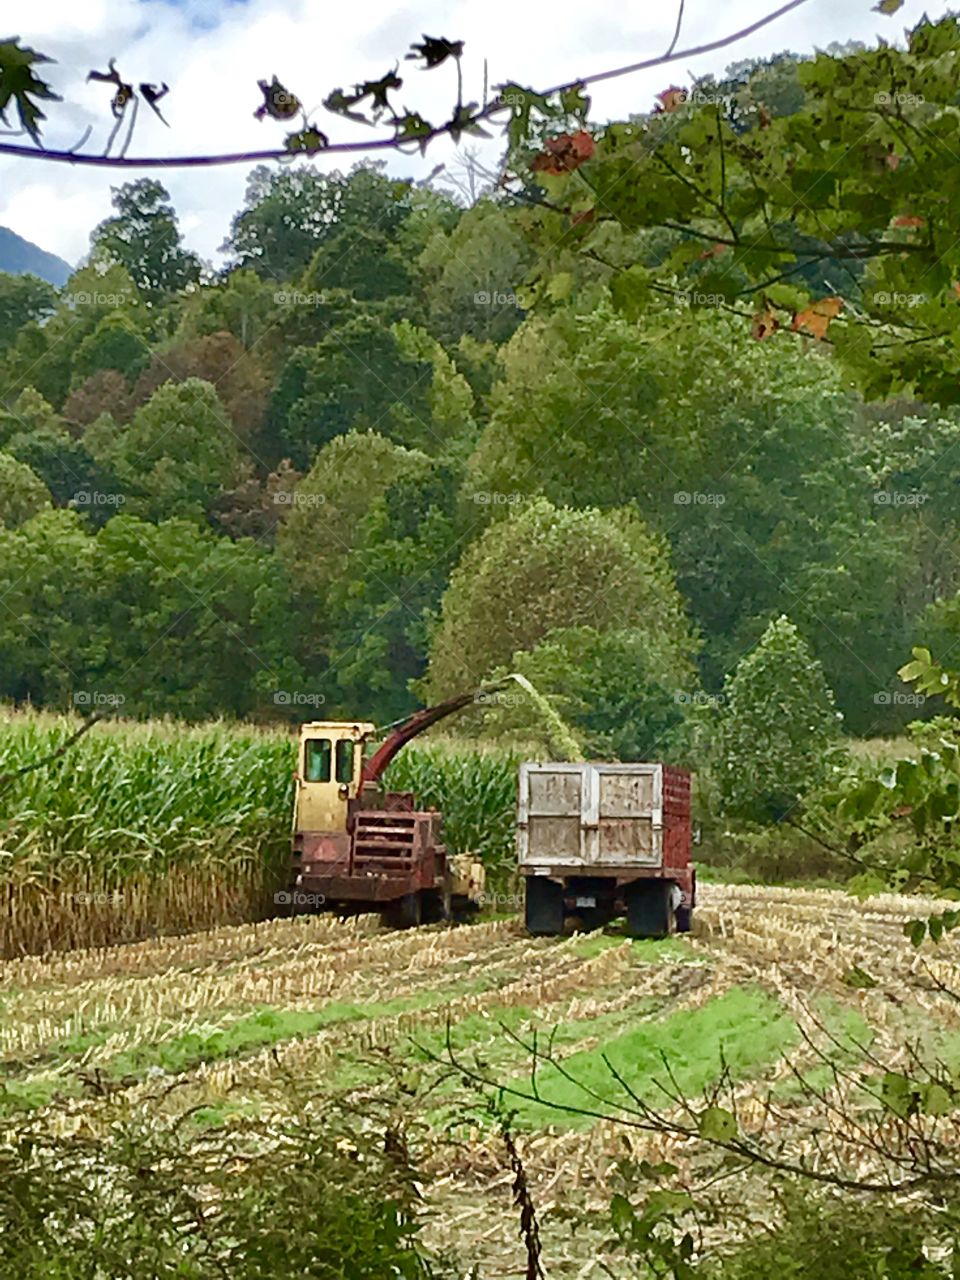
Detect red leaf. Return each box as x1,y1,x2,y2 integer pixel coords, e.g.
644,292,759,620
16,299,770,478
791,296,843,340
751,306,780,341
655,86,687,114
531,130,596,175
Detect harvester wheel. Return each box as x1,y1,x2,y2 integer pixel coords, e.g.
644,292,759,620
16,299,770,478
525,876,563,936
625,880,673,939
383,892,422,929
421,884,452,925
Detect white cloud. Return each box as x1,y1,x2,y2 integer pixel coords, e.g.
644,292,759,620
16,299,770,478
0,0,951,268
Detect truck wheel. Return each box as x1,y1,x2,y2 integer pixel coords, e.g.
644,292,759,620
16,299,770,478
383,892,422,929
525,876,564,936
625,880,673,939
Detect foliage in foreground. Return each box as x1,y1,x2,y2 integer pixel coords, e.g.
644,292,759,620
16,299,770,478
608,1181,954,1278
0,1093,454,1279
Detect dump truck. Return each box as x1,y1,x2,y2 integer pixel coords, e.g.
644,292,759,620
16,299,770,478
517,761,695,937
286,689,494,927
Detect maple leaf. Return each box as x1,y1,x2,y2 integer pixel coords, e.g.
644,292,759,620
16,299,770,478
88,60,135,119
139,82,169,125
284,125,329,154
751,306,780,341
0,36,61,142
254,76,300,122
449,103,491,144
406,36,464,69
655,86,687,114
394,111,434,153
791,296,843,341
874,0,904,13
531,130,595,175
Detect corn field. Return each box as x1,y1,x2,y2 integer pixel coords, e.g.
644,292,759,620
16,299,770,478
0,709,520,956
4,884,960,1276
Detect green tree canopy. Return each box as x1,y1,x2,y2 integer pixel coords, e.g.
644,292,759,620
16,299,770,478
715,615,844,823
423,498,696,698
90,179,201,303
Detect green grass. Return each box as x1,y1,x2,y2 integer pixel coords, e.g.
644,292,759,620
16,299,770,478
504,985,797,1129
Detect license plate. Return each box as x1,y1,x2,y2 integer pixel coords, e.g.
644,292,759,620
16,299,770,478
574,896,596,908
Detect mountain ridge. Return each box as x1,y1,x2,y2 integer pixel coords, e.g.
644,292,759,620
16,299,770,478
0,226,72,287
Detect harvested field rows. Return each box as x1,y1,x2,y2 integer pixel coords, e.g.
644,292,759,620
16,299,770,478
5,884,960,1276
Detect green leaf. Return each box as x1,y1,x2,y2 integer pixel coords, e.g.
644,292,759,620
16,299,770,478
0,37,61,143
880,1071,916,1118
698,1105,738,1142
610,1193,635,1232
905,919,927,947
609,265,650,320
922,1082,952,1115
842,964,878,989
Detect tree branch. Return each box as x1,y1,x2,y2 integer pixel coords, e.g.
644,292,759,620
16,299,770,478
0,1,814,170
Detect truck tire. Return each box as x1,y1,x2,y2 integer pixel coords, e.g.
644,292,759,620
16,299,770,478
525,876,564,936
625,880,673,939
383,891,422,929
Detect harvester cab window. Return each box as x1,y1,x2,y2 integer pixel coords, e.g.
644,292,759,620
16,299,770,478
335,739,355,784
304,738,332,783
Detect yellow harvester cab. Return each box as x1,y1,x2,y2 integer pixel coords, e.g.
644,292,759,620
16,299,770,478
293,722,376,835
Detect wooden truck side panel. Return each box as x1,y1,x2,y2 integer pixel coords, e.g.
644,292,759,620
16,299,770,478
517,762,693,891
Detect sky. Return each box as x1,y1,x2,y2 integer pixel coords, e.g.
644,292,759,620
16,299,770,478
0,0,952,270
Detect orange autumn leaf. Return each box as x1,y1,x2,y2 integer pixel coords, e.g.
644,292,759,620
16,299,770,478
791,296,843,341
893,214,924,227
531,130,595,175
656,86,688,113
751,307,780,340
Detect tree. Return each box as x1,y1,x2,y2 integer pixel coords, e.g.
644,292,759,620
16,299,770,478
715,615,844,824
0,453,51,527
275,430,435,601
0,272,57,354
62,371,135,428
90,179,201,303
0,389,111,510
476,626,687,760
323,462,461,722
423,498,696,698
71,312,149,385
266,317,436,466
177,268,279,350
85,379,242,522
223,163,416,280
417,201,532,345
130,332,270,447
